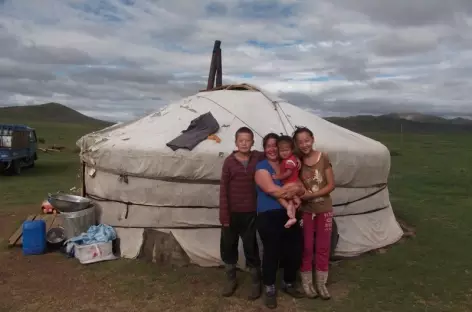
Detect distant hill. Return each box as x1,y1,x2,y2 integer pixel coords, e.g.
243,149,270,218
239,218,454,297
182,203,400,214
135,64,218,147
383,113,472,125
0,103,113,127
1,103,470,135
326,113,472,134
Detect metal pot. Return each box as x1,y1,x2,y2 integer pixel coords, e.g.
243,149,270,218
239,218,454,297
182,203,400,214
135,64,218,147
48,193,92,213
59,205,96,239
46,226,66,245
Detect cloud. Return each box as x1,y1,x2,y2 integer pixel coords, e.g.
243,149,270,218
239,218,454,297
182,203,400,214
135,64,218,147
0,31,94,65
0,0,471,122
369,28,441,57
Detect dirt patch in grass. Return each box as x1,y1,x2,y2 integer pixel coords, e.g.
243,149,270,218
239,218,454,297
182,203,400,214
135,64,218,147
0,209,302,311
0,247,301,312
0,205,39,248
329,280,354,301
0,251,137,312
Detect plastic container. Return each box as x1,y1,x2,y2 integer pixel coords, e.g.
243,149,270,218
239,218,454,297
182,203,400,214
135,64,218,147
74,241,117,264
22,220,46,255
59,205,96,239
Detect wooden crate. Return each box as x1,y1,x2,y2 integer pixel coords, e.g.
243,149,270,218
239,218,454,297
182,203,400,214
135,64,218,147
8,213,62,247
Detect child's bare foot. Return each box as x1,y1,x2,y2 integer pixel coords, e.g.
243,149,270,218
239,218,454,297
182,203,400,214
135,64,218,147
284,218,297,228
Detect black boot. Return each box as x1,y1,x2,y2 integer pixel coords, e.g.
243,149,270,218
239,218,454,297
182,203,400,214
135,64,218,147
222,264,237,297
264,285,277,309
281,281,305,299
247,267,262,300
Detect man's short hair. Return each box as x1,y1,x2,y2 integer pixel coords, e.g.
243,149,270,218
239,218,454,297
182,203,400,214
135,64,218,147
235,127,254,140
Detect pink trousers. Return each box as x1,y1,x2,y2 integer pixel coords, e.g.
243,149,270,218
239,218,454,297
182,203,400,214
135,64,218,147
300,211,333,272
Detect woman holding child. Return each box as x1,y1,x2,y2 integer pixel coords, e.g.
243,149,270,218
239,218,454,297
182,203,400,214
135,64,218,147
254,127,335,308
254,133,305,309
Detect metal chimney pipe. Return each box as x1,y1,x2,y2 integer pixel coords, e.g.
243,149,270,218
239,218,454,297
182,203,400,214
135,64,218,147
206,40,221,90
216,44,223,87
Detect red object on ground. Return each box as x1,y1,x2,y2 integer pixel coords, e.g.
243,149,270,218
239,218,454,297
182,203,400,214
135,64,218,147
41,200,57,214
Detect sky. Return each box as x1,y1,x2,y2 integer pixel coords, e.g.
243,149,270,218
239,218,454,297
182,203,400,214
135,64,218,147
0,0,471,122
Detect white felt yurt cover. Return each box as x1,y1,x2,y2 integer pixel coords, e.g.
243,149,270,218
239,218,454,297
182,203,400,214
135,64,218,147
77,85,403,266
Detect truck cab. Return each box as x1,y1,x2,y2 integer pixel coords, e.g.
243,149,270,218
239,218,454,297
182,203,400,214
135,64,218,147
0,124,38,175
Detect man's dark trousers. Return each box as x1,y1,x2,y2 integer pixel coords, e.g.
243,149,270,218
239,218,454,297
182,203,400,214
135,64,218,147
220,211,260,268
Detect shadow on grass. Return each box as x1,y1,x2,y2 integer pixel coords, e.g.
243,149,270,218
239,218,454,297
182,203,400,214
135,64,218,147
1,158,76,178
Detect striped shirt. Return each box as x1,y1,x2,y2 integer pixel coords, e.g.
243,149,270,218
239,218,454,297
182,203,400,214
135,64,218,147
219,150,265,225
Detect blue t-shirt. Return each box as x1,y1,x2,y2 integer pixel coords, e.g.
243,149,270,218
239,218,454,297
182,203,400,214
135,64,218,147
255,159,284,213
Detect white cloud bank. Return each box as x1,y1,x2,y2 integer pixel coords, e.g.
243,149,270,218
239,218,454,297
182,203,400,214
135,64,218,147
0,0,471,121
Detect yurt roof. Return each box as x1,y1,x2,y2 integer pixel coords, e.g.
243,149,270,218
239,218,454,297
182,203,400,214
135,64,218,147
77,84,390,188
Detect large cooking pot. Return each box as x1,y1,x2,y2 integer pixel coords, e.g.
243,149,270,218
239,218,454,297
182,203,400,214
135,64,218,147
47,193,92,213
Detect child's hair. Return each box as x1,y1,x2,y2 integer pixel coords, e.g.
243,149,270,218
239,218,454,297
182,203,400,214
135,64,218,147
235,127,254,140
292,126,314,141
291,127,313,158
277,135,294,149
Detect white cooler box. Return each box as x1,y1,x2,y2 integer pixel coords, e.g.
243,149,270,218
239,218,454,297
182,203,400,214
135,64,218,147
74,241,117,264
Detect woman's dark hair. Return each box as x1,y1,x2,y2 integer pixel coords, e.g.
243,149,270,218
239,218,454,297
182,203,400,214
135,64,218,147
262,133,279,148
292,126,314,141
277,135,294,149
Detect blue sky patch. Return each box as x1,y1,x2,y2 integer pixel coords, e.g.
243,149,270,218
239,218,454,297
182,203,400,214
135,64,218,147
161,43,197,54
119,0,135,6
246,39,303,49
70,0,125,23
305,76,341,82
205,2,228,16
376,74,397,79
284,75,346,82
235,0,298,19
237,73,254,79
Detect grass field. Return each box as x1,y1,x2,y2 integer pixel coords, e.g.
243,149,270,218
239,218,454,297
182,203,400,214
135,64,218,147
1,119,472,312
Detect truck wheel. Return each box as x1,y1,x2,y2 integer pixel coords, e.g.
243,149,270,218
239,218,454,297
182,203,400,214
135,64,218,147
12,160,21,175
27,157,35,168
4,161,16,176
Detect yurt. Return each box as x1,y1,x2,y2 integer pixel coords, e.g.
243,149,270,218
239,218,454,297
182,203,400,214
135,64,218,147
76,42,403,267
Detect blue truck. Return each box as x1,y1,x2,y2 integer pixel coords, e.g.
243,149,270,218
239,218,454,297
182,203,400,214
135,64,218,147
0,124,38,175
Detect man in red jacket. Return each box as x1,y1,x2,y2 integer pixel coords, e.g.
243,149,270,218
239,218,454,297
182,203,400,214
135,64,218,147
219,127,264,300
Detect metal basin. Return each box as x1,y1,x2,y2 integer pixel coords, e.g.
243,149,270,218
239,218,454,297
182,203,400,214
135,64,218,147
46,227,66,244
48,193,92,213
